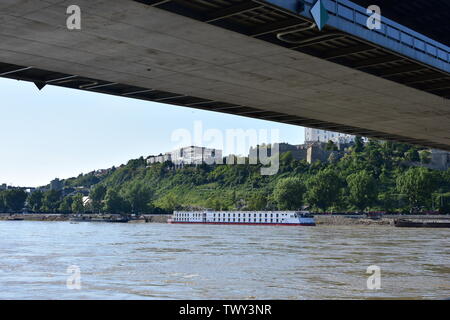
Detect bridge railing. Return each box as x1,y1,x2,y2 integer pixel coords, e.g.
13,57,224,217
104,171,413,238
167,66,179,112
281,0,450,69
322,0,449,63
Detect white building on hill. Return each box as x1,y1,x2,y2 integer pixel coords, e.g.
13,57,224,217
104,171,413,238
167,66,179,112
147,146,222,166
305,128,355,144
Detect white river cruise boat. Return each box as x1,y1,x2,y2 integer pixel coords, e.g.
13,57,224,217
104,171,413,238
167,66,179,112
169,211,315,226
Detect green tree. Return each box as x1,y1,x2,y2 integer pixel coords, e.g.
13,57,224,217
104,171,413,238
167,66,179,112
346,170,377,212
122,181,154,214
273,177,305,210
41,190,62,213
246,192,267,210
306,169,342,211
0,191,5,212
90,184,107,213
104,188,129,214
205,197,227,211
58,197,73,214
71,194,84,214
28,190,44,212
378,192,397,213
433,193,450,214
365,142,384,173
354,136,364,153
158,193,180,212
396,167,435,211
3,189,27,212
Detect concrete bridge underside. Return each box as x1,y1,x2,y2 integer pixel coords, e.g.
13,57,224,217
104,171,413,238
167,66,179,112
0,0,449,150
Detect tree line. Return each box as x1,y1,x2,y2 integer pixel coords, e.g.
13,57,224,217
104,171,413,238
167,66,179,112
0,181,159,216
1,139,449,215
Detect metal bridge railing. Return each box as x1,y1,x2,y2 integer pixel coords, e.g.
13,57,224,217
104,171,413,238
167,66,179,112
302,0,450,65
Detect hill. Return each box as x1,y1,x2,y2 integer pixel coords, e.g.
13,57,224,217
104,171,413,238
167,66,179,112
2,139,450,214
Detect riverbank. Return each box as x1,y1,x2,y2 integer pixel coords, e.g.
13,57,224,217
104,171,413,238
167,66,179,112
0,213,171,223
314,215,393,226
315,214,450,226
1,213,448,226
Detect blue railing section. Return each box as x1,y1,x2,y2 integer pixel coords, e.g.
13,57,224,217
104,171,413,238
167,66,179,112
263,0,450,73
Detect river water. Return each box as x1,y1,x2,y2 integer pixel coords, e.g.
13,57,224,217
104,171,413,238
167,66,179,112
0,221,448,299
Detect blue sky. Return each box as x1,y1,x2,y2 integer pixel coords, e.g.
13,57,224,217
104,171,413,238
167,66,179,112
0,77,305,187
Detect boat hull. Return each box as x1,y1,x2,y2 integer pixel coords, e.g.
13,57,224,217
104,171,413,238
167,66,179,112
394,219,450,228
169,221,315,226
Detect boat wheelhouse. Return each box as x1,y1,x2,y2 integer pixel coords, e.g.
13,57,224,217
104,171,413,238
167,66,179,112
169,210,315,226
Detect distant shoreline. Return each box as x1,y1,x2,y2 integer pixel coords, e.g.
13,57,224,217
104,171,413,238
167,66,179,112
1,213,448,226
0,213,169,223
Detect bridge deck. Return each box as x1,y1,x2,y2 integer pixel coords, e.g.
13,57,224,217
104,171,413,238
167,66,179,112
0,0,449,150
137,0,450,98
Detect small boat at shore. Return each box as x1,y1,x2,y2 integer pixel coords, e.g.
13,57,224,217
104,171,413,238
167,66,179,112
6,217,24,221
394,219,450,228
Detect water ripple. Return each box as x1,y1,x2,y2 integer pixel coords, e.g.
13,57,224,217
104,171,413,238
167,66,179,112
0,221,448,299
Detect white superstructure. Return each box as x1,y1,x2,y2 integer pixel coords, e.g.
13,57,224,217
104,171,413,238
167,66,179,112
169,210,315,226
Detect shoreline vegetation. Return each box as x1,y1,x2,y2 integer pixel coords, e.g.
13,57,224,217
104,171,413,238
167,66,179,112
0,213,167,223
1,213,448,226
1,139,450,217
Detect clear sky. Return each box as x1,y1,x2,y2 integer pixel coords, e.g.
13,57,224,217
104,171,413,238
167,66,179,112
0,77,305,187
